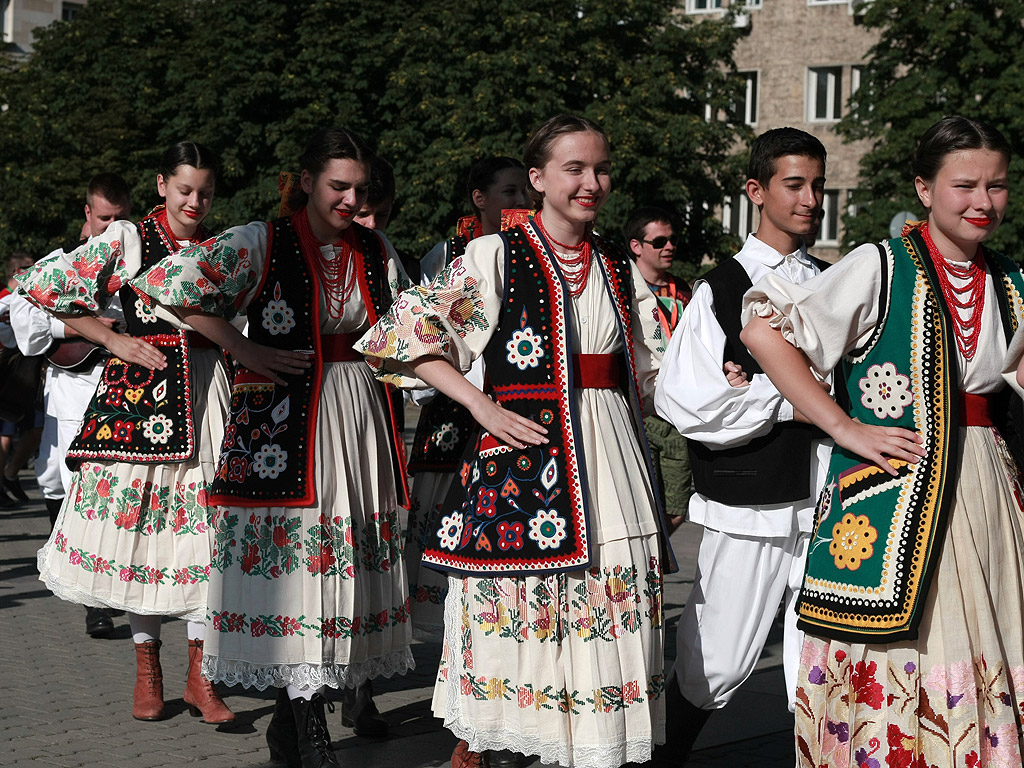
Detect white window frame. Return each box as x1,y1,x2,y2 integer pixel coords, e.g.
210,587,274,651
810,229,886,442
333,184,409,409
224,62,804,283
722,193,757,240
808,0,848,5
850,65,863,95
807,67,843,122
736,71,759,126
687,0,723,13
818,191,840,246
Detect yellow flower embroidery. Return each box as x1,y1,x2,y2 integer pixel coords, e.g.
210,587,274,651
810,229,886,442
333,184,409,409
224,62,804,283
485,677,507,700
96,424,113,440
829,512,878,571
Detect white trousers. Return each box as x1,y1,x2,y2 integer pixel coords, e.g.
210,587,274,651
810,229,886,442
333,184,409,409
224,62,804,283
34,416,80,500
672,525,809,711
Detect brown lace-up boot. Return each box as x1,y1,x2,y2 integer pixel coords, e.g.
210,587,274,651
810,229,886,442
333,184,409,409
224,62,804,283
451,740,490,768
183,638,236,724
132,640,165,721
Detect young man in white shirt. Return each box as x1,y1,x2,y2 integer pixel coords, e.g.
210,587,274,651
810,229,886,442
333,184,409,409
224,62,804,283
652,128,831,763
10,172,131,638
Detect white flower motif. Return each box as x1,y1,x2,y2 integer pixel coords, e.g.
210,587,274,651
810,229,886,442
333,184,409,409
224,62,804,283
135,297,158,324
262,299,295,336
505,326,544,370
858,362,913,419
436,512,464,551
141,414,174,444
434,422,460,452
96,380,108,396
253,443,288,479
527,508,567,550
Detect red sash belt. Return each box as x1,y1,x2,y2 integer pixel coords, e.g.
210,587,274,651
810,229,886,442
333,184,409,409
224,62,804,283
959,391,994,427
572,353,622,389
322,333,363,362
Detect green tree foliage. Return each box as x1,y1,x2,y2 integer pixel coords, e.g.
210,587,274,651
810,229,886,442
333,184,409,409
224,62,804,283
0,0,748,270
838,0,1024,257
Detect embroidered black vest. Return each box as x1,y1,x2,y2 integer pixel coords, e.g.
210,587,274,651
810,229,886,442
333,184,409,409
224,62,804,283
68,212,210,465
420,220,660,576
210,214,408,508
688,257,824,504
407,233,480,474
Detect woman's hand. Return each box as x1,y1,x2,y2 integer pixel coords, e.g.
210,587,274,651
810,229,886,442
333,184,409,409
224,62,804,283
831,419,926,476
723,361,749,388
469,396,548,450
232,338,313,386
105,334,167,370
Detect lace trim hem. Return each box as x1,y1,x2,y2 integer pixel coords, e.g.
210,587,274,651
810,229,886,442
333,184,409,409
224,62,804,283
201,648,416,691
437,581,664,768
37,552,205,622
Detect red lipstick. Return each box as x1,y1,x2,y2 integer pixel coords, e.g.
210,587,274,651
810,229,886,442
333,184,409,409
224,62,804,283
965,216,992,227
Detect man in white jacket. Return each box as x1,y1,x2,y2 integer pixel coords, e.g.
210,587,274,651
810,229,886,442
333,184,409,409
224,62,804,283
11,172,131,638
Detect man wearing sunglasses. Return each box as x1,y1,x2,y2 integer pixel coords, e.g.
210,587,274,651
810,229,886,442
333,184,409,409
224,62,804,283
626,207,692,535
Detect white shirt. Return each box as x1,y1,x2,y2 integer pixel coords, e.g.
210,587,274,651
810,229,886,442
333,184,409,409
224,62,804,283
655,234,827,537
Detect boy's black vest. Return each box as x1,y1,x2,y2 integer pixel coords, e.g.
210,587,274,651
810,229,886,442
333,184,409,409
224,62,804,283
420,218,667,576
688,256,826,505
68,209,214,466
407,232,479,474
209,212,408,508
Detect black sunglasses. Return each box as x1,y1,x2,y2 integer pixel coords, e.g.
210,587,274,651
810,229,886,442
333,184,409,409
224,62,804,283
640,235,678,249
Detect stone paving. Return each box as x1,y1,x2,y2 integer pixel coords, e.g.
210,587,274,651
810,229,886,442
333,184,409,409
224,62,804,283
0,469,795,767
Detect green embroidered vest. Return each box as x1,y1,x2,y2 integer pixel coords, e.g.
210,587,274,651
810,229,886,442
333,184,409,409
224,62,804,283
797,230,1024,642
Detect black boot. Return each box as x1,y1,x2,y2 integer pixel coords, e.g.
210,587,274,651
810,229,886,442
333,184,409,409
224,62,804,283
85,606,114,638
3,474,28,502
290,693,341,768
45,497,63,527
340,680,388,738
486,750,530,768
649,678,712,766
267,688,300,768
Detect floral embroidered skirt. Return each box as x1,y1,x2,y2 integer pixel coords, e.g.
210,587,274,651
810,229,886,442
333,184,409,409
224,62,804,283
795,427,1024,768
36,349,230,621
432,531,666,768
407,470,457,636
201,359,413,691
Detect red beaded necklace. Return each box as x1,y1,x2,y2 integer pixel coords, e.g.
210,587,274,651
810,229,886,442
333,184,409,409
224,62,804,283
295,209,359,317
920,222,986,360
535,212,593,298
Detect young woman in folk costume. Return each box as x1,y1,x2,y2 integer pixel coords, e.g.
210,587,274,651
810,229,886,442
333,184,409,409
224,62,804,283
741,115,1024,767
407,157,529,636
21,142,243,723
133,127,413,768
358,115,670,768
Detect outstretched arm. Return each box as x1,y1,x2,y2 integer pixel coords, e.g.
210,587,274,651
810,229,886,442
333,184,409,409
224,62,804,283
740,316,925,475
175,309,311,386
408,356,547,450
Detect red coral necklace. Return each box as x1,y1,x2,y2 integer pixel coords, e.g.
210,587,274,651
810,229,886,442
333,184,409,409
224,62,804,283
535,212,593,298
921,222,986,360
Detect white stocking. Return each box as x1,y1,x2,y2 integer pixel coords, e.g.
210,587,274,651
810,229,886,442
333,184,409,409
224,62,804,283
128,613,162,644
187,620,205,642
287,684,317,701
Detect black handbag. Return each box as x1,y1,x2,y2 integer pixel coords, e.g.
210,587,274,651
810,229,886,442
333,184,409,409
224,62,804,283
0,346,44,423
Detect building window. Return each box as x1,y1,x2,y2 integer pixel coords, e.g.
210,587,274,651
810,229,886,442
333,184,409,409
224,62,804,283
817,191,840,246
722,193,756,240
733,71,759,126
807,0,848,5
807,67,843,122
737,0,763,7
850,65,864,95
62,2,84,21
687,0,723,12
